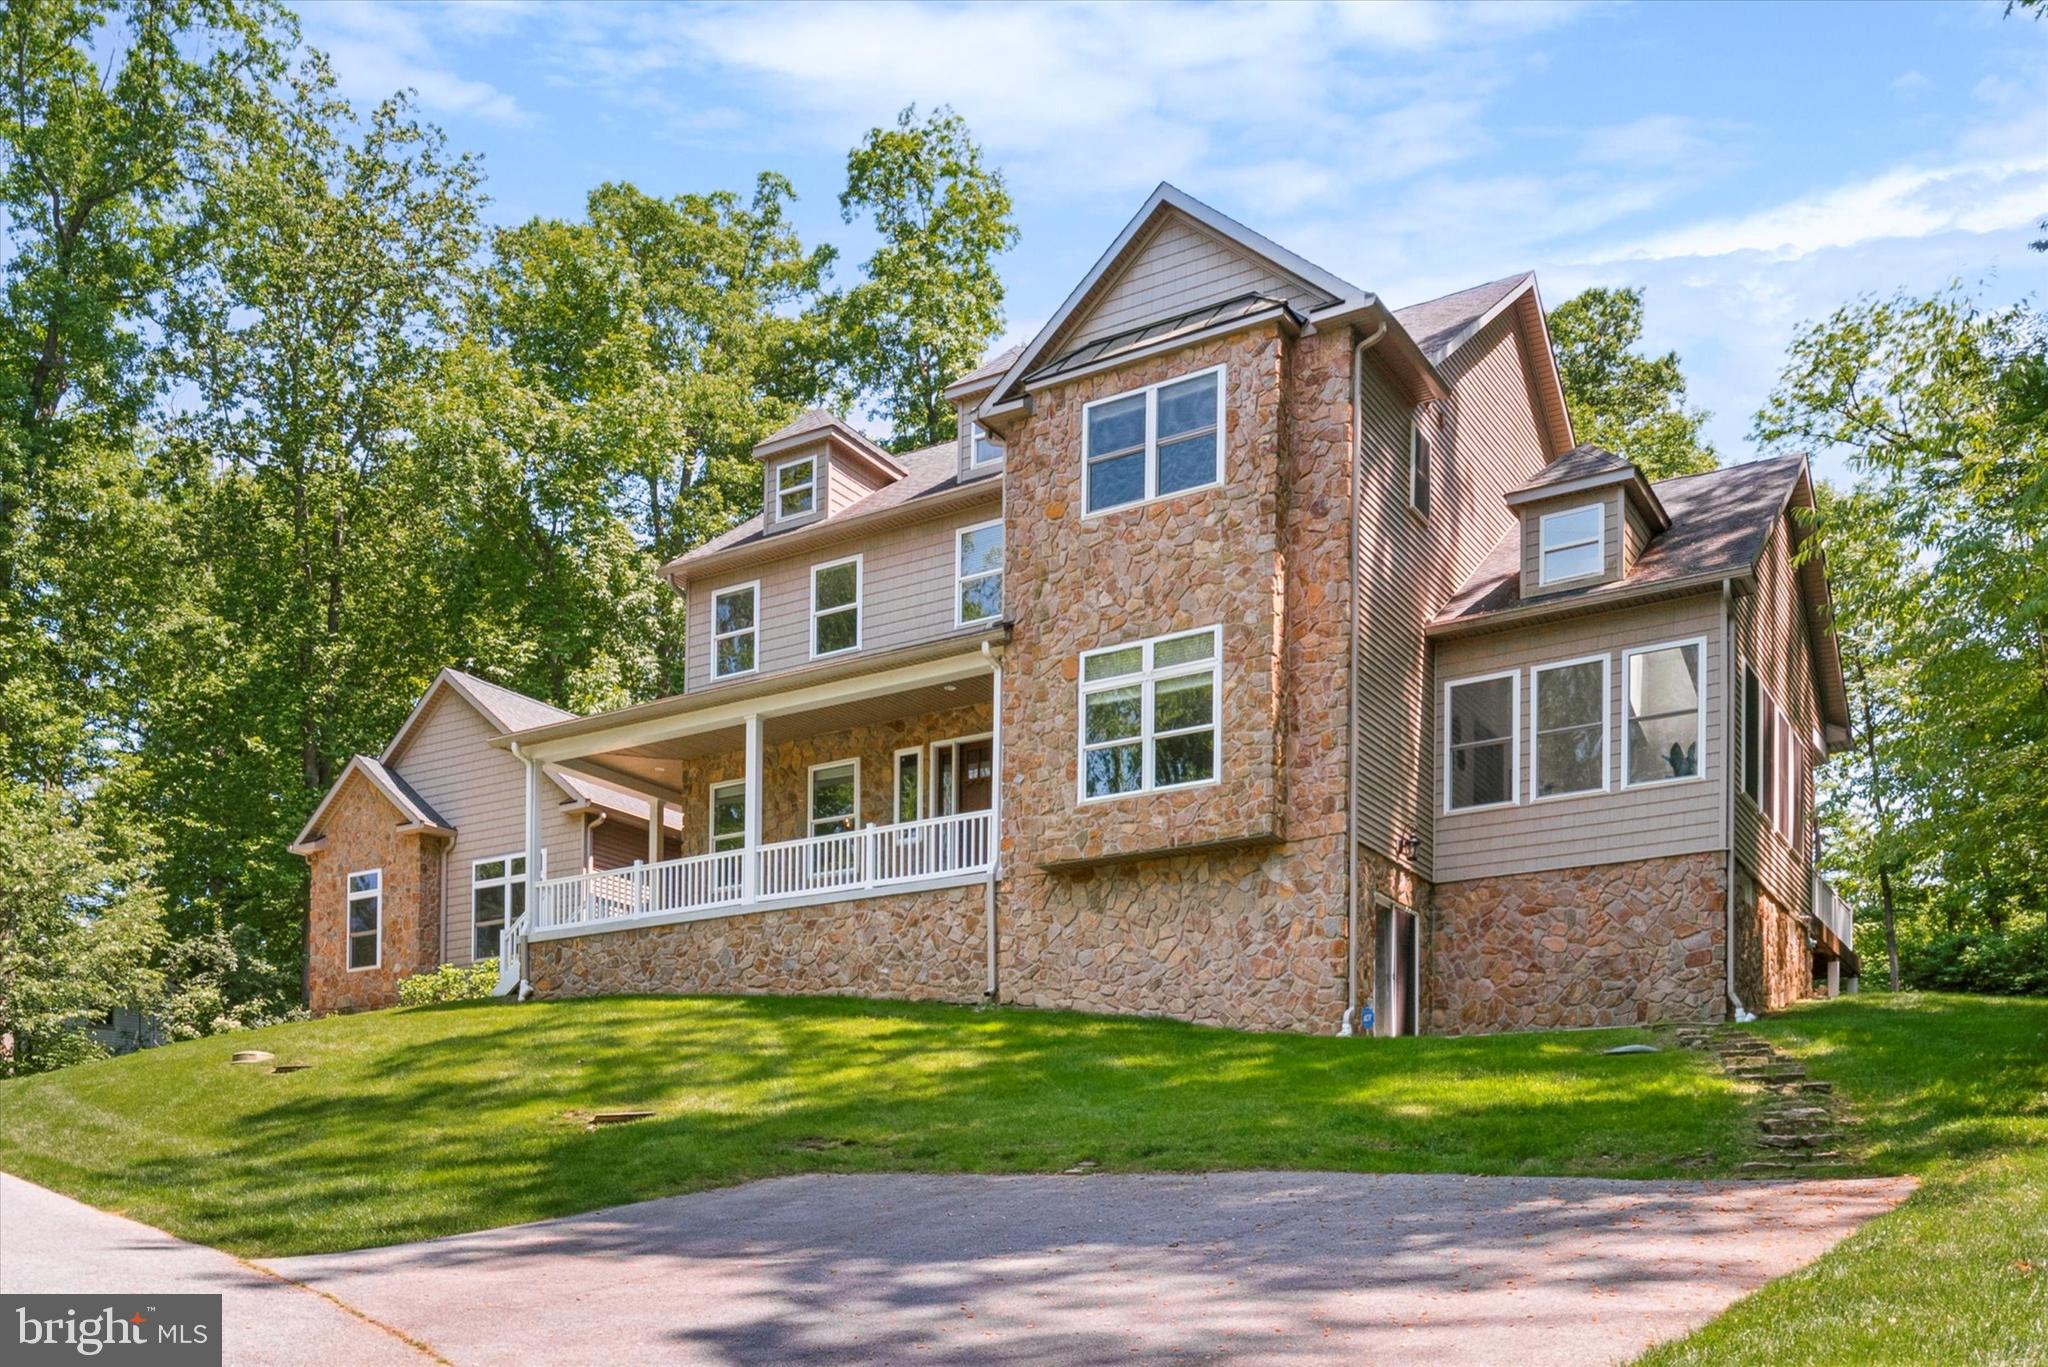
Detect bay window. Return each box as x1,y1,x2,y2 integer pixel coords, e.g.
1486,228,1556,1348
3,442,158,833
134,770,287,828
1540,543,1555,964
1078,625,1221,800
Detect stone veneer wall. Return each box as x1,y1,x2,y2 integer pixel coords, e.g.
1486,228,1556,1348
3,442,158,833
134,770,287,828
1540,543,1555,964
525,883,985,1003
305,773,444,1014
1735,869,1812,1013
1354,845,1431,1030
1427,852,1728,1035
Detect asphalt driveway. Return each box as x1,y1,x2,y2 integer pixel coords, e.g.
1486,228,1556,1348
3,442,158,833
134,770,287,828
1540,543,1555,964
260,1170,1914,1365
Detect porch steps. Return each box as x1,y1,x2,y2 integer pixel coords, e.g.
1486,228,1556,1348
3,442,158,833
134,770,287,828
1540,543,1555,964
1674,1025,1858,1170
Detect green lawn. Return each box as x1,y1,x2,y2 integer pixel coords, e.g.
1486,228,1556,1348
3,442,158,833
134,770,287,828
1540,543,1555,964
0,993,1749,1256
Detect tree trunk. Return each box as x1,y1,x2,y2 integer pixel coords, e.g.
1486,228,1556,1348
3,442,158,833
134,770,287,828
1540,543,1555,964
1878,865,1900,992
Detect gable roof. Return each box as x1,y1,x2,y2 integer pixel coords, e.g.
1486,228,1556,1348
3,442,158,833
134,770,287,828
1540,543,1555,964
944,344,1025,399
1505,443,1671,532
751,408,907,484
1391,272,1575,455
1393,273,1531,365
288,754,453,856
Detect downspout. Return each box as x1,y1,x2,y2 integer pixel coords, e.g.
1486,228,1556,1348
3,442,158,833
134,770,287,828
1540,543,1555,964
1340,320,1390,1037
585,811,608,872
981,639,1004,1001
1722,579,1753,1023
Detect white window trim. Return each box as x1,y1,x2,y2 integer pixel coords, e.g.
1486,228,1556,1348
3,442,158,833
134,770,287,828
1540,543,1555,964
772,454,818,522
1741,658,1779,829
709,580,760,680
892,746,925,825
970,422,1005,467
954,518,1004,628
1538,503,1606,586
1407,418,1429,520
1622,635,1710,790
1080,363,1226,519
1530,653,1611,802
1442,669,1521,814
809,553,863,659
708,779,747,852
469,853,526,960
807,757,861,837
346,868,382,971
1075,625,1224,804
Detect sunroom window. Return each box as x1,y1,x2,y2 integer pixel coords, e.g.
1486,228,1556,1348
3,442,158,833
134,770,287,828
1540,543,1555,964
1532,657,1607,797
1538,504,1604,584
1625,640,1704,786
1079,626,1221,800
1082,368,1222,515
1445,673,1517,810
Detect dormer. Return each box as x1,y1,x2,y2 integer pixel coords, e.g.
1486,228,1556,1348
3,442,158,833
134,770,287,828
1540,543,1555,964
753,409,907,534
1504,445,1670,597
944,345,1022,483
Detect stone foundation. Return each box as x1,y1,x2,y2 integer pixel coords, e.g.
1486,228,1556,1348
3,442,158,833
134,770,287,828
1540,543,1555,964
1428,853,1727,1035
1735,870,1812,1013
525,883,987,1004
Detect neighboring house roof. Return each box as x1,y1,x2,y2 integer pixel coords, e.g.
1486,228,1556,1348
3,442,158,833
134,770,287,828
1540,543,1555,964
287,754,454,855
1392,274,1532,365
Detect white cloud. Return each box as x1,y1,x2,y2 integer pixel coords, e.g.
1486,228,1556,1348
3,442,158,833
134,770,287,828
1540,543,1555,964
300,1,528,125
1890,69,1930,96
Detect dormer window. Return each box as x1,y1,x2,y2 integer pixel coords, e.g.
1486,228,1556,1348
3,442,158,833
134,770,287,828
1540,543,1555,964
1538,504,1603,585
775,455,817,520
971,423,1005,467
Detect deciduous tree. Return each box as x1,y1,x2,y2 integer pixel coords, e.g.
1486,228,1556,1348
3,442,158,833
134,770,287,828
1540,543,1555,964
1548,286,1716,480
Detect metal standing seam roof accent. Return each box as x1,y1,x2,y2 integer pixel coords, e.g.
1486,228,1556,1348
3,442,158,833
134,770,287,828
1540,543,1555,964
1021,293,1298,385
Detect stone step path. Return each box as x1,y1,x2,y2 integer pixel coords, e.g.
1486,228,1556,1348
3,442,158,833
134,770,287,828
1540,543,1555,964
1674,1025,1856,1173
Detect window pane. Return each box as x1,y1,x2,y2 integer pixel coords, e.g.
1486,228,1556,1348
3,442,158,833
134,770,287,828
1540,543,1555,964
972,424,1004,465
958,524,1003,576
778,459,813,491
1083,646,1142,681
1084,684,1142,744
474,921,502,961
510,856,526,877
896,755,921,823
1086,450,1144,511
716,635,754,675
715,589,754,635
474,884,505,924
1084,743,1142,798
1086,393,1146,457
1153,630,1214,669
1629,715,1700,783
811,765,857,822
1536,661,1603,731
1543,541,1603,582
1153,729,1215,786
348,870,379,895
1451,739,1512,808
1742,668,1761,799
959,573,1002,622
348,933,376,970
780,489,813,518
814,562,857,609
1630,644,1700,717
1448,677,1514,747
1156,373,1217,440
814,607,857,654
1537,728,1604,796
1411,429,1431,517
474,858,505,882
1543,504,1601,547
348,897,378,935
1156,432,1216,495
1152,674,1214,733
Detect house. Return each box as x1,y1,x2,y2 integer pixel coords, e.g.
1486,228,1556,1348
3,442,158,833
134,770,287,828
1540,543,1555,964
294,183,1853,1034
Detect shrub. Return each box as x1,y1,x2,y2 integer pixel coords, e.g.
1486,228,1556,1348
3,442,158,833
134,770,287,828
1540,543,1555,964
1902,917,2048,997
397,960,500,1006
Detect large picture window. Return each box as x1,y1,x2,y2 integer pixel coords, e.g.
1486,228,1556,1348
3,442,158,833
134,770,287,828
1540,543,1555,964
810,555,861,657
471,854,526,961
1538,504,1604,585
347,869,382,970
1532,655,1608,798
711,582,757,678
1625,639,1705,786
1444,672,1518,811
956,520,1003,625
1082,367,1223,515
774,455,816,520
1078,625,1221,800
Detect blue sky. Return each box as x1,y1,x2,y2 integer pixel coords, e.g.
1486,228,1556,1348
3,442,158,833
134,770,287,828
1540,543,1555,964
300,0,2048,481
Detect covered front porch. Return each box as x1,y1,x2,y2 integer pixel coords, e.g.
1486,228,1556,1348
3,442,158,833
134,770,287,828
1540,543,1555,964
493,642,1004,989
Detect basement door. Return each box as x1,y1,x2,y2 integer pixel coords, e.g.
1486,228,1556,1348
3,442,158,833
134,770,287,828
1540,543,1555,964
1375,903,1420,1037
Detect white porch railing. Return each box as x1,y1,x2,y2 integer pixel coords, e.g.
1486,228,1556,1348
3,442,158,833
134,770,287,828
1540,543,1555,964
1813,872,1853,948
529,809,993,937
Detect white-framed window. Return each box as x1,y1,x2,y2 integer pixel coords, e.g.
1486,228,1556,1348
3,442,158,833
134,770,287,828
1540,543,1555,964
1624,638,1706,787
955,519,1003,626
773,455,817,521
1538,503,1605,585
971,422,1005,467
1744,661,1799,836
810,554,861,657
808,759,860,837
708,780,746,853
1077,625,1221,801
1532,654,1609,799
470,854,527,961
710,581,758,679
893,747,924,824
1408,418,1431,518
346,869,382,970
1444,670,1519,811
1082,365,1224,516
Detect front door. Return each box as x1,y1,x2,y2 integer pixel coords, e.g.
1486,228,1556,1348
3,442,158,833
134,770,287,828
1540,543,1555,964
932,737,995,816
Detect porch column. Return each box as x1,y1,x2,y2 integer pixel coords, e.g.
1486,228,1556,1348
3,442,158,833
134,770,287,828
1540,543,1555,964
742,712,763,903
521,750,542,932
646,798,665,865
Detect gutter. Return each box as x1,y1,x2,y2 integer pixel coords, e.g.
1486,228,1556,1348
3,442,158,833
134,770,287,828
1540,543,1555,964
1722,578,1753,1024
1340,319,1390,1037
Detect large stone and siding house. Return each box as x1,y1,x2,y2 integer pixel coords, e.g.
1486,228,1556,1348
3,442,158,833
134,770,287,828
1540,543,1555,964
292,184,1854,1034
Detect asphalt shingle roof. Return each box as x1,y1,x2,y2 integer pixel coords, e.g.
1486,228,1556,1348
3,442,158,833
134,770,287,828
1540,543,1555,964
1393,274,1532,365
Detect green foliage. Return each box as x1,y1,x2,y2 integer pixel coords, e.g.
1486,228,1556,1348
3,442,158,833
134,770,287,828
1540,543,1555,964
1898,917,2048,998
0,779,166,1076
1547,286,1716,480
835,105,1018,451
155,922,304,1041
396,959,499,1006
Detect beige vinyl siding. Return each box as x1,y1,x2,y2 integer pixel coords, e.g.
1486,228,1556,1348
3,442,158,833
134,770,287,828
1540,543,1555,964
1352,311,1551,880
1518,487,1624,594
1433,593,1728,882
1066,217,1321,348
385,690,585,966
827,451,886,515
1734,516,1820,919
588,814,679,871
1623,501,1650,574
686,503,1003,691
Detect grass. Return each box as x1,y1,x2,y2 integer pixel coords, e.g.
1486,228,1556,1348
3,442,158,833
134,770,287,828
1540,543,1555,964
1642,992,2048,1365
0,993,1751,1256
